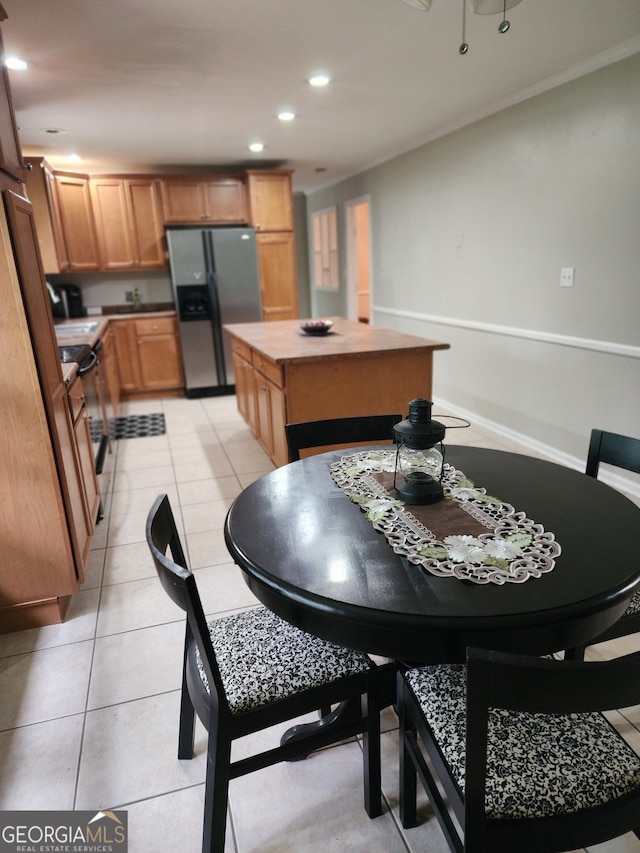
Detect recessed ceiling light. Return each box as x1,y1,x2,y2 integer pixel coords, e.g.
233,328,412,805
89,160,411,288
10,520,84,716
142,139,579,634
248,142,264,153
5,56,28,71
309,74,330,87
278,111,296,122
67,153,83,164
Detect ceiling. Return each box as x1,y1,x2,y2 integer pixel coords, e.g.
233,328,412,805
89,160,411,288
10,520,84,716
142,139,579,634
3,0,640,194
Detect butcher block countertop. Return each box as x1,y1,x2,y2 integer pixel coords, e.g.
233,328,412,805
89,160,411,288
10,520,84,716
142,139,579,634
223,317,450,364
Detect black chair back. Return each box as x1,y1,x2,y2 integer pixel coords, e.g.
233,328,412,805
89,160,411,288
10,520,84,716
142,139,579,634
463,647,640,850
146,493,229,719
286,413,403,462
586,428,640,478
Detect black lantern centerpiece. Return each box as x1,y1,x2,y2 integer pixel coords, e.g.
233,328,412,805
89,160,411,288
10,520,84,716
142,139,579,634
393,398,447,505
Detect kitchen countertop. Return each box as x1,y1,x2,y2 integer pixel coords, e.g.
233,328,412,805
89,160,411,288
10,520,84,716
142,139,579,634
54,309,177,349
223,316,450,364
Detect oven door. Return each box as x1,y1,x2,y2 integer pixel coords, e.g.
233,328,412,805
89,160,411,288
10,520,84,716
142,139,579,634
78,342,110,475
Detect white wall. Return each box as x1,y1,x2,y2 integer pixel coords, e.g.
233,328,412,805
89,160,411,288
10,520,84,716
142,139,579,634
306,52,640,488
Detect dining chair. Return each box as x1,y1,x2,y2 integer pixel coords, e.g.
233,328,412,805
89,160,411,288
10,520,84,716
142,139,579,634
285,413,403,462
565,428,640,660
146,494,382,853
398,647,640,853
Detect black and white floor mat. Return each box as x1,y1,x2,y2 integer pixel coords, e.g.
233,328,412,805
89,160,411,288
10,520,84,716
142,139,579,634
90,413,166,442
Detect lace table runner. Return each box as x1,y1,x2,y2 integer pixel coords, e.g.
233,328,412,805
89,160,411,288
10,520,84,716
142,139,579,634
330,450,561,585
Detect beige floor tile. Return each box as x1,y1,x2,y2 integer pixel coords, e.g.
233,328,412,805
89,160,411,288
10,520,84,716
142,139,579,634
174,457,235,482
225,449,275,476
107,508,154,547
0,715,85,809
76,692,207,810
88,620,184,709
0,640,94,728
230,739,408,853
96,576,180,637
184,529,237,569
181,497,236,534
116,433,170,456
116,447,174,472
125,786,219,853
178,475,242,505
113,464,176,492
195,562,262,616
103,540,159,586
109,482,180,517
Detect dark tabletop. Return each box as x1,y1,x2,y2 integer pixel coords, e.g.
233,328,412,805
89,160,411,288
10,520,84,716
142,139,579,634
224,446,640,663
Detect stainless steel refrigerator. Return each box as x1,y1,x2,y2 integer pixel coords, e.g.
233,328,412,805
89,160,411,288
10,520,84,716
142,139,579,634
166,226,262,397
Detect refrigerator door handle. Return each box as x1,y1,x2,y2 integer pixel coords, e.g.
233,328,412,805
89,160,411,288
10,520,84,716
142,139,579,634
203,230,227,387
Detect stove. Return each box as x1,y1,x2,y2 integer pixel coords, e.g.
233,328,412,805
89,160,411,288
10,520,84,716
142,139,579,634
58,343,92,364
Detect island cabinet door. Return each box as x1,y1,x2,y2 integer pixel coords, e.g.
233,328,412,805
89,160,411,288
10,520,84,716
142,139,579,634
231,348,257,434
254,373,287,467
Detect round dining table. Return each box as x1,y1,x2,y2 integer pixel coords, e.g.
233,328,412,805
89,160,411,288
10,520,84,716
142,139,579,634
224,445,640,663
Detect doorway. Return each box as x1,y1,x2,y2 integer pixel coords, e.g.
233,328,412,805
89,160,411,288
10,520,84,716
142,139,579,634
345,197,371,323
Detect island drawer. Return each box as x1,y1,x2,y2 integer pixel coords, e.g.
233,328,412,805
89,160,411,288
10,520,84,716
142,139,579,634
231,338,252,363
252,351,283,387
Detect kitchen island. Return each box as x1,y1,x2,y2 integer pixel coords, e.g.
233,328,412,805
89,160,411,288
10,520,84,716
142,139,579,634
224,317,450,467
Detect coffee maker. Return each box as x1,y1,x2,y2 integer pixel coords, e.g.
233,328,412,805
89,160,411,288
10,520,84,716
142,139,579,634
47,282,84,318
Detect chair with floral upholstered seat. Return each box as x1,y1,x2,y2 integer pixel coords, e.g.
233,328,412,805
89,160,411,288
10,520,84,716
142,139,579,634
146,493,382,853
398,647,640,853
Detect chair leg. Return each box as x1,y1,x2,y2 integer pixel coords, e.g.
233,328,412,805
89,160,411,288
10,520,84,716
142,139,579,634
399,686,418,829
564,645,587,662
178,679,196,760
362,684,382,818
202,727,232,853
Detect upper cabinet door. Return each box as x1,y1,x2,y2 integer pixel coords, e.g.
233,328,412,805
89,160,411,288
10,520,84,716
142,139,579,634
89,178,135,271
160,176,246,224
246,170,294,232
52,173,100,271
0,31,26,183
90,177,166,270
126,178,166,268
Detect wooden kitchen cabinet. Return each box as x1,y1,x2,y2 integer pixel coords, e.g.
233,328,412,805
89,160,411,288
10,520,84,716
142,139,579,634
256,231,299,321
50,171,100,271
136,316,184,390
245,170,293,231
245,170,298,321
160,175,247,224
53,376,100,578
0,188,90,631
230,338,257,430
254,369,288,467
111,315,184,395
225,318,450,468
229,336,288,466
0,30,25,182
90,177,166,270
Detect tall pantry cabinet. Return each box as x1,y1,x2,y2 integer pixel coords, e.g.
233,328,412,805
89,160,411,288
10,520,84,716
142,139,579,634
0,10,89,632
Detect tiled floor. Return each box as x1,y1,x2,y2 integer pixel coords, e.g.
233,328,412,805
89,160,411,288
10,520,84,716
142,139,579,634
1,394,639,853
